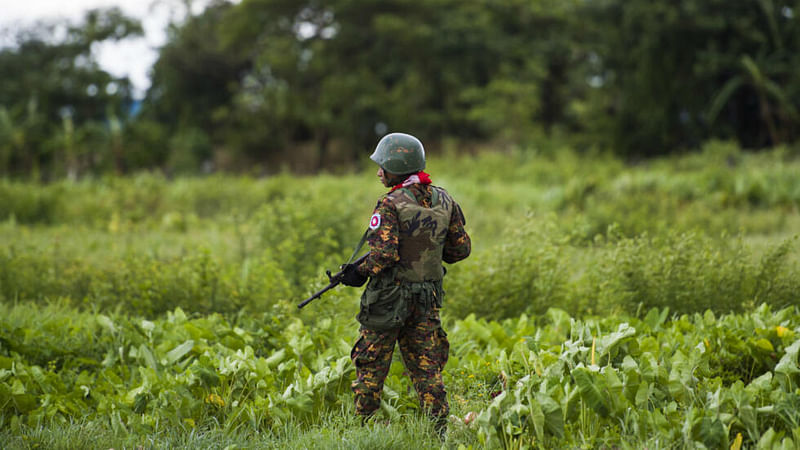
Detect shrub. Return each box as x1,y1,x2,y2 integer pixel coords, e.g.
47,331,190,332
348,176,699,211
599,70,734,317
594,232,799,316
447,219,572,320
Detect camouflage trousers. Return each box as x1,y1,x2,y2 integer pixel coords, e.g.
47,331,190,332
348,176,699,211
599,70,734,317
350,302,450,422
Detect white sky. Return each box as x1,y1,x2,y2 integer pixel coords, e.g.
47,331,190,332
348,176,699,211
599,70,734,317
1,0,218,97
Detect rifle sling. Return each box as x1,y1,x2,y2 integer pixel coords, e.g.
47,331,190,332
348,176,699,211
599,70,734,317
346,228,370,265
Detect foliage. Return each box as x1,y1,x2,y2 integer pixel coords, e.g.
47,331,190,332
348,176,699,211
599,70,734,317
0,146,799,447
1,147,798,320
9,1,800,177
447,220,572,320
4,301,800,448
580,0,800,154
0,8,142,178
465,304,800,448
593,231,799,316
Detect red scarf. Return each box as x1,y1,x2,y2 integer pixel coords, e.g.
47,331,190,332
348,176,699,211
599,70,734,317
390,171,432,192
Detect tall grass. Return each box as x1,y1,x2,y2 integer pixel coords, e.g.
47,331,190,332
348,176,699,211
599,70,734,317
1,141,798,319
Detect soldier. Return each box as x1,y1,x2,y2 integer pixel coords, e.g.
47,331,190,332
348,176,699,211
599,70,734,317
340,132,471,437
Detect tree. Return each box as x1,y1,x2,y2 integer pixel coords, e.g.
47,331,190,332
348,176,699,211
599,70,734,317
0,8,143,178
146,0,584,171
581,0,800,154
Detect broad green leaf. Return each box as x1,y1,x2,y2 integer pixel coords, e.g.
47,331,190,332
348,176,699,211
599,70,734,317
140,320,155,334
635,382,651,408
191,365,220,387
668,354,691,403
753,338,774,352
644,307,670,330
378,399,401,421
96,314,117,334
603,367,625,414
529,396,545,440
168,308,188,324
775,340,800,390
265,349,287,368
11,379,25,395
595,323,636,359
691,416,726,449
757,428,779,449
164,340,194,365
546,308,571,334
748,372,773,393
534,392,564,439
13,393,37,413
288,334,313,359
562,382,581,422
621,356,641,404
138,344,158,371
572,367,610,417
640,352,660,383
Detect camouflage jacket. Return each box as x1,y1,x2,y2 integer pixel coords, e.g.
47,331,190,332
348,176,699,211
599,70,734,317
357,183,471,278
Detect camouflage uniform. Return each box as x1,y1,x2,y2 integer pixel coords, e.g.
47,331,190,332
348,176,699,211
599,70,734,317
351,182,470,427
359,184,471,277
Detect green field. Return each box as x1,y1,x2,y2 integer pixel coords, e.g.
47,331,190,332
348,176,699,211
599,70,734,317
2,142,800,448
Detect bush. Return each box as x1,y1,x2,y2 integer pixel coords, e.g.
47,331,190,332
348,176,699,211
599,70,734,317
0,245,293,318
593,232,800,316
1,145,799,320
0,181,61,224
447,219,572,320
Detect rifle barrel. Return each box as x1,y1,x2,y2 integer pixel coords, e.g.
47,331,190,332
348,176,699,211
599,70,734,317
297,253,369,309
297,282,338,309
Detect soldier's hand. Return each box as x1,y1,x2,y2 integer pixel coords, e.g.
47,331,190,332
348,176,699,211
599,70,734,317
340,264,367,287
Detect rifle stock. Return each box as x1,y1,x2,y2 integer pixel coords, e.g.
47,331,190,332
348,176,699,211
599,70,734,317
297,253,369,309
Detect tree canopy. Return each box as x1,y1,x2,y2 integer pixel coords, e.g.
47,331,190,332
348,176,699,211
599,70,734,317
1,0,799,178
0,8,142,178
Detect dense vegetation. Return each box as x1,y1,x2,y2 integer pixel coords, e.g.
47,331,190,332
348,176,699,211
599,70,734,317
4,1,800,447
3,0,800,178
1,144,799,448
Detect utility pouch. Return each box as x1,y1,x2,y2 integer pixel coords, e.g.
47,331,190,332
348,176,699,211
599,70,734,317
357,268,408,331
406,280,445,313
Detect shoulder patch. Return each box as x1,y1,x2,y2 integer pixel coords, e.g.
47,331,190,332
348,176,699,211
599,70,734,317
369,213,381,230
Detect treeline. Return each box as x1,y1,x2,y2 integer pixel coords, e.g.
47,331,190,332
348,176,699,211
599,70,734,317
2,0,800,179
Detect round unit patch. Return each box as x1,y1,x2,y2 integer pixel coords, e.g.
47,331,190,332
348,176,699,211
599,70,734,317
369,213,381,230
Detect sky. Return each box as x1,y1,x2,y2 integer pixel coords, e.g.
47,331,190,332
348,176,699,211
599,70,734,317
1,0,216,97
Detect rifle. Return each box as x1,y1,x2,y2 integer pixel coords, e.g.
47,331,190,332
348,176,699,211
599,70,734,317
297,253,369,309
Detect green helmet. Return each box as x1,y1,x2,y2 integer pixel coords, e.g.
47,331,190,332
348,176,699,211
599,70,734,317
370,132,426,174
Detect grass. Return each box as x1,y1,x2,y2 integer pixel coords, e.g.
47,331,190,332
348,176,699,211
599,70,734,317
1,406,478,449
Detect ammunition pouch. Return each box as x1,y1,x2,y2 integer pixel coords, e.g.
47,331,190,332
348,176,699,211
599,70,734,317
357,268,444,331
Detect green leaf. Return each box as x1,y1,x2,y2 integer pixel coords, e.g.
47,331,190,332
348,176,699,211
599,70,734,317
595,322,636,361
534,392,564,439
757,428,779,449
164,340,194,365
708,76,745,124
775,340,800,389
138,344,158,371
572,367,610,417
528,397,545,440
640,352,660,383
265,349,286,368
753,338,774,352
13,393,37,413
691,415,726,449
96,314,117,334
643,307,669,330
284,392,313,415
10,379,25,395
635,383,651,408
603,367,625,414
